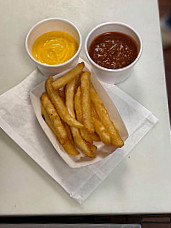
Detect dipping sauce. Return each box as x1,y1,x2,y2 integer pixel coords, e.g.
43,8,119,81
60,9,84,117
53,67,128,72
88,32,138,69
32,31,78,65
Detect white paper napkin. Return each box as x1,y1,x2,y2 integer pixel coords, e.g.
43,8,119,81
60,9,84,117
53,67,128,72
0,68,158,204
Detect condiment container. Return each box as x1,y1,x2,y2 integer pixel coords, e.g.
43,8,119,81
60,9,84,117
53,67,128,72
25,18,82,76
85,22,142,84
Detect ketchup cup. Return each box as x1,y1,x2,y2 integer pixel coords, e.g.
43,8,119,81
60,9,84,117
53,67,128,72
85,22,142,84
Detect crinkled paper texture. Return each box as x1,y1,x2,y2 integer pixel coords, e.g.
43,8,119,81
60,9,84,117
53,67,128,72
0,67,158,204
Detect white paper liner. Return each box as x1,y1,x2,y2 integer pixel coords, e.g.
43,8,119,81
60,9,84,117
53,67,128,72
0,62,158,203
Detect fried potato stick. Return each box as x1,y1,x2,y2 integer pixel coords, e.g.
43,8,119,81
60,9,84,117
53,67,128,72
65,79,95,158
58,89,65,101
87,142,97,152
91,133,100,142
41,105,58,136
41,93,79,155
91,104,111,145
62,121,74,144
45,76,83,129
90,83,124,148
74,86,82,121
75,86,100,143
52,62,84,90
75,86,93,143
71,128,96,158
81,72,95,133
42,111,79,155
41,93,67,144
65,77,77,118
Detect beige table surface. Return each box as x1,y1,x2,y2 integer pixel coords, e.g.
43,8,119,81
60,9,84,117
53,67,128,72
0,0,171,215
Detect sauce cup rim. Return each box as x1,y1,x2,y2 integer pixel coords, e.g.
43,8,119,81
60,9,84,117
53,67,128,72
25,17,82,68
85,21,142,72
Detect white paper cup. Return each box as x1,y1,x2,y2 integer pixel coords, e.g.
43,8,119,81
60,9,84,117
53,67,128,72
85,22,142,84
25,18,82,76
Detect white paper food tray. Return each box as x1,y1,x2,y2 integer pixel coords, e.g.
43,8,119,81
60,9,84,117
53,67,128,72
30,61,128,168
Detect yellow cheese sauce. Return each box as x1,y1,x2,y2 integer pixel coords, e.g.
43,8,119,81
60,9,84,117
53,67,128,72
32,31,78,65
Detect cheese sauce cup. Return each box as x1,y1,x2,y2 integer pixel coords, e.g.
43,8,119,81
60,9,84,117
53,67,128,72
25,18,82,76
85,22,142,84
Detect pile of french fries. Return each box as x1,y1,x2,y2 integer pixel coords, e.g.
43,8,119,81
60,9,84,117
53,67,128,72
41,62,124,158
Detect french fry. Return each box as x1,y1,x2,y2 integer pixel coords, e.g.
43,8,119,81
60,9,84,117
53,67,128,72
74,86,82,122
41,93,67,144
90,83,124,148
65,78,96,158
41,105,57,137
75,86,100,143
45,76,83,129
57,89,74,144
71,127,95,158
52,62,84,90
63,122,74,144
75,86,93,143
91,104,111,145
87,142,97,152
65,77,77,118
58,89,65,101
81,72,95,133
41,93,79,156
62,140,80,156
91,133,100,142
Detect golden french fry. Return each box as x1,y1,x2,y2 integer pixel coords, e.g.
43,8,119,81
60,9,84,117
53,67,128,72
65,79,95,158
58,89,65,101
41,105,57,135
63,122,74,144
65,77,77,118
90,83,124,148
41,93,67,144
94,118,111,145
74,86,82,122
45,76,83,129
81,72,94,133
75,86,93,143
62,140,80,156
75,86,100,143
87,142,97,152
52,62,84,90
92,104,111,145
71,127,95,158
80,129,93,143
41,95,79,156
91,133,100,142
